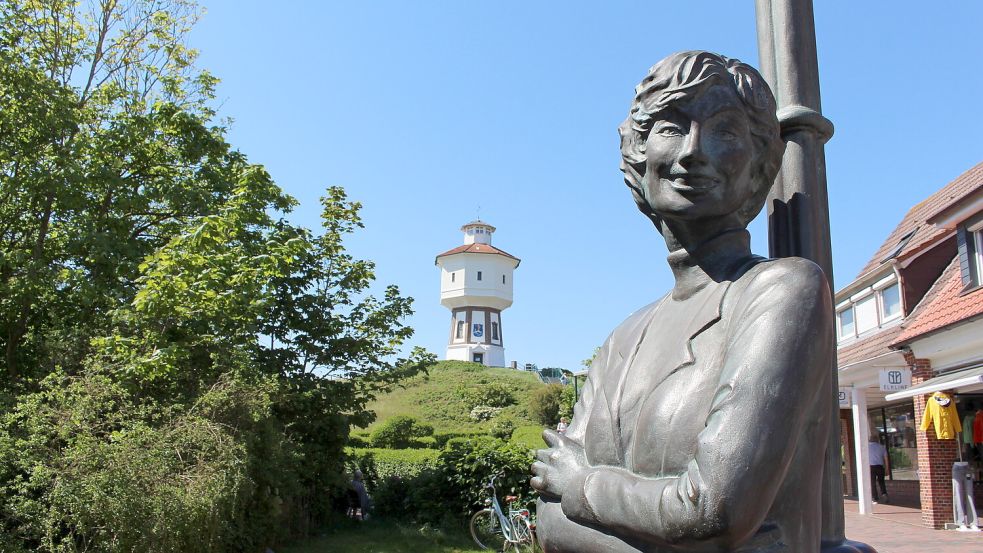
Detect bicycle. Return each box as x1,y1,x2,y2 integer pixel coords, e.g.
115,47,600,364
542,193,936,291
469,474,536,552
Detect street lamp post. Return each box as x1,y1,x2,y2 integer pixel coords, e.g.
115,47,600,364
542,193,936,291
755,1,875,551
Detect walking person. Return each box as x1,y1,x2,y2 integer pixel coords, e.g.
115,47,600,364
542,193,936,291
868,435,889,504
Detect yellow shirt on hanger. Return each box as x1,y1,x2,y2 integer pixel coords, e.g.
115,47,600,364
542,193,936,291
920,391,962,440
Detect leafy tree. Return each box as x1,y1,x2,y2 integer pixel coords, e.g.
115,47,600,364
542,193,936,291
0,0,435,550
0,0,222,388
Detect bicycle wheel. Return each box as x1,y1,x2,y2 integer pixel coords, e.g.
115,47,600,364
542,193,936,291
510,513,536,553
470,509,506,551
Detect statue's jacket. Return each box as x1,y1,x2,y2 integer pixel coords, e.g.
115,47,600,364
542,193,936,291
538,255,833,553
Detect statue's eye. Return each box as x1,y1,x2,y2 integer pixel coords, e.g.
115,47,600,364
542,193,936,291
655,124,684,137
713,128,738,141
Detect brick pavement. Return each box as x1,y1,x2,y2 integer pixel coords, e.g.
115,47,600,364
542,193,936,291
843,500,983,552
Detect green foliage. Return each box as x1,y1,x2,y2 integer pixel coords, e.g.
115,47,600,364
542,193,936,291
368,437,535,527
431,437,535,518
489,417,516,441
0,369,283,552
369,416,434,449
462,382,516,410
510,425,547,450
529,384,565,426
433,431,483,449
348,448,439,483
363,361,543,434
281,518,484,553
561,382,577,420
0,1,435,550
469,405,502,422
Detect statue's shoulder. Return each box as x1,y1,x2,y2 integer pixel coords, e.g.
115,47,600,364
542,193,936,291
739,255,828,294
600,296,665,352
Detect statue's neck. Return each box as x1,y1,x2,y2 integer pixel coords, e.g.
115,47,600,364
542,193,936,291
665,228,754,300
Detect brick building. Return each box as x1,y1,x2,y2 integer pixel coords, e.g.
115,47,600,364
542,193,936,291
836,161,983,529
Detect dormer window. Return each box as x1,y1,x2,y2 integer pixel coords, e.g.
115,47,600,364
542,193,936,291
958,218,983,289
836,275,903,342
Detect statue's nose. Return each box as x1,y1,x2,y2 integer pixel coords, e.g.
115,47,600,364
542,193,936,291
678,124,708,167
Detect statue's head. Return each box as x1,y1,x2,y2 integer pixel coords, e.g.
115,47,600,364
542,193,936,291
619,51,784,229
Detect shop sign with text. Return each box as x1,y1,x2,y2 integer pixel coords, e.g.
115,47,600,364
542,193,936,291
879,368,911,392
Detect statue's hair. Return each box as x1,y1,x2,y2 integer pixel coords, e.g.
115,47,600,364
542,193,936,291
618,51,785,227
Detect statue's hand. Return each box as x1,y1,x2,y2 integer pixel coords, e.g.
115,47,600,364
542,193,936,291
531,429,588,500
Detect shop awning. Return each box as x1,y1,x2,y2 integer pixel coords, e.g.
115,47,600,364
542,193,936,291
884,364,983,401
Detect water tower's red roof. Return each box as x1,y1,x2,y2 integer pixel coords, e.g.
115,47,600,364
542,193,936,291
435,243,520,265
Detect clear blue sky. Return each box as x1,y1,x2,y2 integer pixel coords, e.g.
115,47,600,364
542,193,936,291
189,1,983,372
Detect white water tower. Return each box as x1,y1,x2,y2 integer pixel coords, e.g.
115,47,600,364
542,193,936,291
435,221,520,367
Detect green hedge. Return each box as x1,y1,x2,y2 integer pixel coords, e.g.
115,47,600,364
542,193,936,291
347,447,439,481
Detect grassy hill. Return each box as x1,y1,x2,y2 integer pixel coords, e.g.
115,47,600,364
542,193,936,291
360,360,548,447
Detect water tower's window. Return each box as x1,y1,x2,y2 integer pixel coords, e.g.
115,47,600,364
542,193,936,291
456,320,465,339
451,272,455,283
491,322,499,340
477,271,482,281
502,275,506,284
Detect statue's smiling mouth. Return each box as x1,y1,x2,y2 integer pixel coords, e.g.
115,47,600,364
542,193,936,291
665,173,720,191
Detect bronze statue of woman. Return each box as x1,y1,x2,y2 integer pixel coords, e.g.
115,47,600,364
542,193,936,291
531,51,833,553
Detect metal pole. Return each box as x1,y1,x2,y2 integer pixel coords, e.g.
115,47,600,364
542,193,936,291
754,1,874,551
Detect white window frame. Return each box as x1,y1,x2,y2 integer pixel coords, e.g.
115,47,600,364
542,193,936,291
836,305,855,342
836,274,902,343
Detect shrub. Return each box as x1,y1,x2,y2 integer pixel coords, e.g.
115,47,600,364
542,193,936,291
433,431,482,449
363,437,535,527
370,416,434,449
561,383,577,420
529,384,565,426
490,418,516,441
469,405,502,421
0,370,288,553
463,382,516,409
347,448,439,482
433,437,535,517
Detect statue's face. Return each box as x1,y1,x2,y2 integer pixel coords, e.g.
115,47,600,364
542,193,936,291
641,84,756,224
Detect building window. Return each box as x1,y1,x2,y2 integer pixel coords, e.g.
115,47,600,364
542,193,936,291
477,271,482,281
868,403,919,480
975,228,983,284
502,275,506,284
491,322,499,340
837,308,855,339
854,295,878,334
837,276,903,342
958,221,983,288
456,320,465,339
880,283,901,320
451,272,455,283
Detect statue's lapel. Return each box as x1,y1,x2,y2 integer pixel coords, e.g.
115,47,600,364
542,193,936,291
608,282,730,430
659,281,729,383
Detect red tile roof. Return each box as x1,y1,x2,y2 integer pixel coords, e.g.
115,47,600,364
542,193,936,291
856,162,983,278
434,243,520,264
837,324,905,368
893,257,983,344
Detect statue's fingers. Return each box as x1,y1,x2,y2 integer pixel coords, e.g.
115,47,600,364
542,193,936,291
530,475,546,492
542,428,561,448
531,461,548,477
535,448,554,464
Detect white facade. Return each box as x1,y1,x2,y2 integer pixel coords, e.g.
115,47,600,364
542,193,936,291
435,221,519,367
